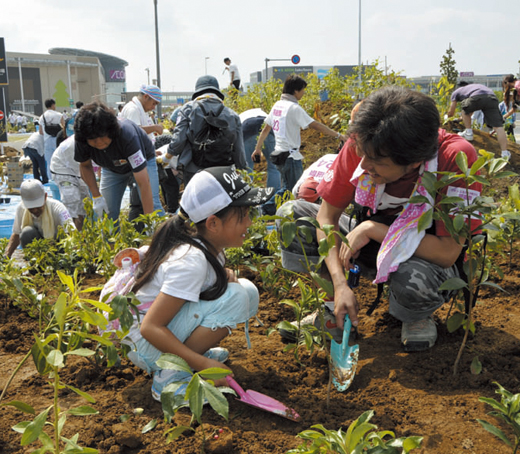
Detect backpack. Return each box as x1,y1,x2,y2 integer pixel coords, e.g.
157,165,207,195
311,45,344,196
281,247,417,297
187,101,236,168
42,114,62,137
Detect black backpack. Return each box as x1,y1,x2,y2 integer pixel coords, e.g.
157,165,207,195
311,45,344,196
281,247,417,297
187,101,235,168
42,114,62,137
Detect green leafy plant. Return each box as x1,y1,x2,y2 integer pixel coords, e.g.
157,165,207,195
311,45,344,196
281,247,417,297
286,410,422,454
414,149,516,374
1,271,116,453
486,184,520,271
477,382,520,453
154,353,234,452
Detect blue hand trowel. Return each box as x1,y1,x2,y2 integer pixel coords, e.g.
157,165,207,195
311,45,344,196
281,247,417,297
330,264,360,392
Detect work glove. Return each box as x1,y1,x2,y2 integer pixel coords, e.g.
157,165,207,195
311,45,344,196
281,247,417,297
161,155,172,168
93,195,109,218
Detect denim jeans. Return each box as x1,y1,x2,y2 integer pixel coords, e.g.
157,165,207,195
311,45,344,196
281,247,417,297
43,136,57,181
262,157,303,215
243,133,281,191
23,147,48,184
100,158,164,221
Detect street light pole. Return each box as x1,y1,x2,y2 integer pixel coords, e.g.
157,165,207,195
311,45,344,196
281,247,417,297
145,68,150,85
205,57,210,75
153,0,162,117
358,0,362,89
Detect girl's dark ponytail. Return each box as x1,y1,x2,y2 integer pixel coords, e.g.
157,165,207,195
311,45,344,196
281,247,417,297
132,212,228,300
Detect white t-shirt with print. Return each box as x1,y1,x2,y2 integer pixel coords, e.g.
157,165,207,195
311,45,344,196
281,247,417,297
266,99,314,160
12,198,74,236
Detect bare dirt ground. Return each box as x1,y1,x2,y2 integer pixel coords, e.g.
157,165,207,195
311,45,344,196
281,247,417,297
1,109,520,453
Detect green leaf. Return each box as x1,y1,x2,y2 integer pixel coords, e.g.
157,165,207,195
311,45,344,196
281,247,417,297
63,384,96,403
65,348,96,357
439,196,465,205
476,419,512,446
186,375,204,424
12,421,31,433
200,380,230,420
1,400,35,414
455,151,468,174
47,349,65,368
310,272,334,296
281,221,297,249
408,195,430,204
165,425,194,444
141,419,157,434
57,271,75,293
438,277,467,291
21,406,51,446
417,209,433,232
453,214,466,233
471,357,482,375
54,292,68,328
447,312,465,333
67,406,99,416
155,353,193,375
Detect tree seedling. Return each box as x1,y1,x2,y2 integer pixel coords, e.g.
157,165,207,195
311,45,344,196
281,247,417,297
477,382,520,453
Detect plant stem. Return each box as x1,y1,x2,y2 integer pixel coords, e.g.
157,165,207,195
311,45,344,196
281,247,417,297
0,349,32,404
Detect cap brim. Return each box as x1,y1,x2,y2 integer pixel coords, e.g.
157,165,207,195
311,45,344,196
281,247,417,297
230,187,275,207
22,196,45,209
192,87,225,101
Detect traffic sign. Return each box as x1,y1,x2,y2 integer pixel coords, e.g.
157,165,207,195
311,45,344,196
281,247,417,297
291,55,300,65
0,110,4,121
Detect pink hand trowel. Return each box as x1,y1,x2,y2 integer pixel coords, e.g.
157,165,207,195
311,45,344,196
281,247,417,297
225,376,300,422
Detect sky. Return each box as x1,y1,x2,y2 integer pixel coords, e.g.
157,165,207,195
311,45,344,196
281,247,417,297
2,0,518,93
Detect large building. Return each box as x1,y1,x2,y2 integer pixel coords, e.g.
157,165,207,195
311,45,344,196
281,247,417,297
250,65,359,84
410,73,508,94
4,48,128,116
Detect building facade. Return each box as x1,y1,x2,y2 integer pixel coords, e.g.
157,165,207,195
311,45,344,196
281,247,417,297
4,48,127,116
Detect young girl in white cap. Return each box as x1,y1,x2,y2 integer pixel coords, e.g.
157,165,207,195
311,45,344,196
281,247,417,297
122,165,274,401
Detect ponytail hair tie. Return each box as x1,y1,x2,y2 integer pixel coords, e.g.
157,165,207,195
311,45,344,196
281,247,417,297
178,210,189,222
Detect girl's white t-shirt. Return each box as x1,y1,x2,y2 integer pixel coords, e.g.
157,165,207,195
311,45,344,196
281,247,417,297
135,243,224,304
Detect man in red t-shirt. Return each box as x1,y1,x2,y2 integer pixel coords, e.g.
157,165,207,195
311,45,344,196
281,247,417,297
279,86,481,352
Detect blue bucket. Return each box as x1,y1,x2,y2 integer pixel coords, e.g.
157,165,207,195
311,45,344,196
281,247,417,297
44,181,61,201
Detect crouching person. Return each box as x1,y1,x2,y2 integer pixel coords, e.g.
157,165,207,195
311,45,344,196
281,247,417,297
6,179,75,258
278,86,482,352
122,165,275,401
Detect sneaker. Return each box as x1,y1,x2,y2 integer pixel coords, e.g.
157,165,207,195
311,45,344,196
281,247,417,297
458,130,474,141
401,316,437,352
279,304,342,343
151,369,192,402
203,347,229,363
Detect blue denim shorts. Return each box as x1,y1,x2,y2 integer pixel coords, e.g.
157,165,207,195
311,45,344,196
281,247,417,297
126,278,259,373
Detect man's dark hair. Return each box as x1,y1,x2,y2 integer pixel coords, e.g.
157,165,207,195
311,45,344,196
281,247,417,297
457,81,469,87
76,101,84,109
283,74,307,95
223,58,230,63
347,86,440,166
74,101,120,143
44,99,55,109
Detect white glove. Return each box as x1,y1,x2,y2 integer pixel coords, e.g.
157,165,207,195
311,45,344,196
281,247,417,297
93,195,109,218
501,150,511,160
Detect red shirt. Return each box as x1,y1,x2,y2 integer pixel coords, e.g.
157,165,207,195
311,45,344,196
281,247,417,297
317,129,482,236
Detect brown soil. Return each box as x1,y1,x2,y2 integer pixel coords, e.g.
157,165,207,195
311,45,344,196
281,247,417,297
1,110,520,453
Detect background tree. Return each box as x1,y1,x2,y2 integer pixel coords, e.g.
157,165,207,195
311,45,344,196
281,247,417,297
440,43,458,87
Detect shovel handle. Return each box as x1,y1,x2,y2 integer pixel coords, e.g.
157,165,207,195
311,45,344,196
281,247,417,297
225,375,248,399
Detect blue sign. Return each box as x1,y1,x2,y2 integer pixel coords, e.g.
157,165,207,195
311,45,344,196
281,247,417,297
291,55,301,65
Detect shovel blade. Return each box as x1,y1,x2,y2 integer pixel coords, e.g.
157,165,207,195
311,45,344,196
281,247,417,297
330,315,359,392
225,376,300,421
